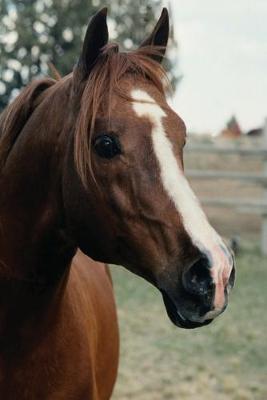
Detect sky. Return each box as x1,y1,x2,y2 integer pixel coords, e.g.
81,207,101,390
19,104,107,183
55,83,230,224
166,0,267,134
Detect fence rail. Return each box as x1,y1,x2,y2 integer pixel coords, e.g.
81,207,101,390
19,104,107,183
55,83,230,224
187,170,267,185
186,144,267,157
185,118,267,255
199,197,267,214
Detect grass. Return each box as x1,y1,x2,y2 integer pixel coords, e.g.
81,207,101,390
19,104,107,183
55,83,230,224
111,245,267,400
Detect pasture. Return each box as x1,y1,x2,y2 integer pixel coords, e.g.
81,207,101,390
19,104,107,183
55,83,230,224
112,142,267,399
111,245,267,400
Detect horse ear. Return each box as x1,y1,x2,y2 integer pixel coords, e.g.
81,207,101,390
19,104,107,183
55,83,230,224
140,8,169,63
75,8,109,81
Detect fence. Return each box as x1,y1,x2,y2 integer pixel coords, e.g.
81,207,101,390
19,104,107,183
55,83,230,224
185,118,267,255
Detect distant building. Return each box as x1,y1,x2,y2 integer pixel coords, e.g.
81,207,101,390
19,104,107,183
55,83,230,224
220,116,242,139
246,128,263,137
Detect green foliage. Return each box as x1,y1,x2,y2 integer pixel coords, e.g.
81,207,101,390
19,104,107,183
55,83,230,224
0,0,180,110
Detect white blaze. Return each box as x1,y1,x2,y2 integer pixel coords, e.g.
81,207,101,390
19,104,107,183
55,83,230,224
131,89,233,318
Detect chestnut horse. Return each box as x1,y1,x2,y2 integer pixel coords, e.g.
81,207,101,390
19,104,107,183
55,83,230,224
0,8,235,400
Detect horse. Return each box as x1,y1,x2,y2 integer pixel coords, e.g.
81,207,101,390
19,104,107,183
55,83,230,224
0,7,235,399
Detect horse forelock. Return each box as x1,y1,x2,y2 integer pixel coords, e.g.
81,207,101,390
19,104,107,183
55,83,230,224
0,46,170,184
74,44,171,187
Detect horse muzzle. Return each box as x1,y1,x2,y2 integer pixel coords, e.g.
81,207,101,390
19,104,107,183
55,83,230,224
161,290,214,329
160,254,236,329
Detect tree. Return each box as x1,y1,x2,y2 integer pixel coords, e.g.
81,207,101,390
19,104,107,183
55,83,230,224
0,0,180,110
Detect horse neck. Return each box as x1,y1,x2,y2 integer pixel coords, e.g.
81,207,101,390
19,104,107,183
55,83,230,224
0,80,77,309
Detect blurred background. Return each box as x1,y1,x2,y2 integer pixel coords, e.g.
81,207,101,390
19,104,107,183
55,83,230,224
1,1,267,399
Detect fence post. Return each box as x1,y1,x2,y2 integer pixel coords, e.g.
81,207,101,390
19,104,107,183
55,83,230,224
261,117,267,256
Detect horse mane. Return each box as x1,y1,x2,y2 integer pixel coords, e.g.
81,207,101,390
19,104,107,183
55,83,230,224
74,44,171,187
0,78,56,170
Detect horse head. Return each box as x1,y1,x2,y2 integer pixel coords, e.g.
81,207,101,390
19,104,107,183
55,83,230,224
63,8,235,329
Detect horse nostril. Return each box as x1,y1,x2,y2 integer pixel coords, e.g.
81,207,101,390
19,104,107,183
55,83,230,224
182,254,214,300
228,261,236,289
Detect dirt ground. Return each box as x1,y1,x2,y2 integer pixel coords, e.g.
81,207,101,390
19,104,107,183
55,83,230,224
111,248,267,400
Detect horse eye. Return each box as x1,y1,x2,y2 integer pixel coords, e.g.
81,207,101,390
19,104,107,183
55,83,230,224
93,134,121,159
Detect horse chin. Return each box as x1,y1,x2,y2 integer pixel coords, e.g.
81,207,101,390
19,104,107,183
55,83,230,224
161,291,213,330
